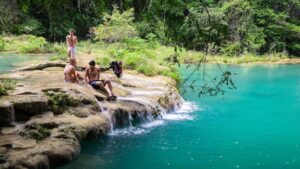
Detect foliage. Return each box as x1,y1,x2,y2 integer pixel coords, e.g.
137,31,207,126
20,123,51,141
46,92,78,114
49,43,68,61
94,37,180,82
17,18,46,35
93,7,138,43
0,37,4,51
0,0,298,55
0,80,16,97
2,35,49,53
13,0,108,41
19,35,48,53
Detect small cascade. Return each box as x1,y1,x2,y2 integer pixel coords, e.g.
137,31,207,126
95,94,198,137
118,96,167,116
96,101,114,134
102,111,114,134
8,103,25,132
10,103,16,123
128,113,133,127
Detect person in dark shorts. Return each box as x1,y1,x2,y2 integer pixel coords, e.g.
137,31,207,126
84,60,116,100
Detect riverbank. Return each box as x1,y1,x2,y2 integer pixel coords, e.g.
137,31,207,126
1,35,299,82
0,55,182,169
204,55,300,65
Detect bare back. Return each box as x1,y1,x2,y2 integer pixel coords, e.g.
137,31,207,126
64,64,76,82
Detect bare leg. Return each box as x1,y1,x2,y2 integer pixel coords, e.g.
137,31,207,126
105,81,115,96
96,82,112,97
68,50,71,58
76,72,83,80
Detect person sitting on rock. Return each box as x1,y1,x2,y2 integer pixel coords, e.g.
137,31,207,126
84,60,116,100
64,58,82,83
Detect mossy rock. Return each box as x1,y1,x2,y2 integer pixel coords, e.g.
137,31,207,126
20,123,51,141
0,147,8,165
46,92,80,114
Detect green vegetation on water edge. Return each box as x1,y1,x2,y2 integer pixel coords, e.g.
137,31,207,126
0,6,296,84
1,0,299,56
0,34,293,84
0,79,16,97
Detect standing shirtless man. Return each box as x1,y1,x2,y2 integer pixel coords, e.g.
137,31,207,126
85,60,116,100
66,29,77,58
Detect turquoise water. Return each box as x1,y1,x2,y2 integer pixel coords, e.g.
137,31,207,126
0,53,49,73
61,64,300,169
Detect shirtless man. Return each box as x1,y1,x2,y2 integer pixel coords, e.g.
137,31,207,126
66,29,78,58
64,58,81,83
85,60,116,100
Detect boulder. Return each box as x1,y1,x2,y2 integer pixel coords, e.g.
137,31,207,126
0,101,14,126
11,95,48,121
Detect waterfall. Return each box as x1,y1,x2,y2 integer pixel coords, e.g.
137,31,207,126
128,113,133,127
10,103,15,122
118,96,167,116
8,103,25,132
102,111,114,134
96,101,114,134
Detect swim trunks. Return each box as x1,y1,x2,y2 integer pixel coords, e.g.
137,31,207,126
68,46,76,57
89,80,105,89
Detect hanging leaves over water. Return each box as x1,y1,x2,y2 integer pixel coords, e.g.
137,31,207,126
164,0,237,98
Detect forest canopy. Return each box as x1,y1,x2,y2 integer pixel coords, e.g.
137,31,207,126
0,0,299,56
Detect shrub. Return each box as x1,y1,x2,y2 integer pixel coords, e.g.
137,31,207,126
49,43,68,61
124,54,146,69
96,56,111,67
0,80,16,96
221,42,243,56
137,63,156,76
19,35,48,53
2,35,49,53
17,18,46,36
0,37,4,51
93,7,138,43
146,33,159,49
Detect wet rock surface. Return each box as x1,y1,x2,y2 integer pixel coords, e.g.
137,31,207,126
0,62,181,169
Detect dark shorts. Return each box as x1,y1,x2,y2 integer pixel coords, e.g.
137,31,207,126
89,80,105,89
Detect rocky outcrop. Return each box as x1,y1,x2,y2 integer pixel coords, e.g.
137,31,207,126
0,102,14,125
0,65,182,169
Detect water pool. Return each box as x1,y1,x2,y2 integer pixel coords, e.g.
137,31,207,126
0,52,50,73
60,64,300,169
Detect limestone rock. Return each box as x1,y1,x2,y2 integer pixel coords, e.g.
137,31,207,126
0,101,14,126
0,61,182,169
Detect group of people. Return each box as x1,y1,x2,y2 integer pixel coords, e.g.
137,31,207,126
64,29,117,101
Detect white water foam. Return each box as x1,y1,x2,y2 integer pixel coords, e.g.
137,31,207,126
176,101,200,113
162,101,199,121
162,114,194,121
141,120,165,128
108,101,199,137
97,101,114,134
109,127,148,136
118,96,167,114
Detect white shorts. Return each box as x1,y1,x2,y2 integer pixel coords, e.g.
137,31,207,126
68,46,76,57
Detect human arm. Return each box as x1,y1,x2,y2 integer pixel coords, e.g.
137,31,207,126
74,36,78,46
97,68,100,80
84,67,89,83
70,67,78,83
66,36,69,46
